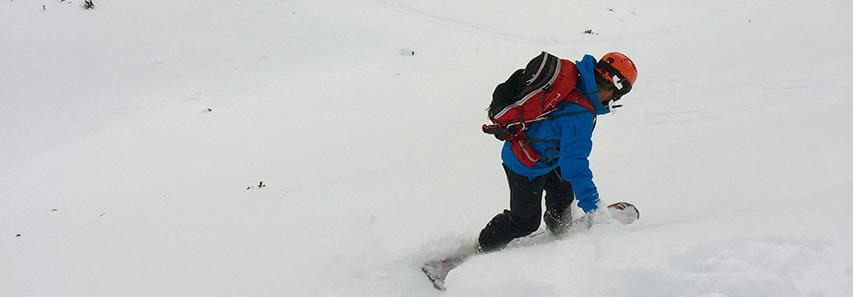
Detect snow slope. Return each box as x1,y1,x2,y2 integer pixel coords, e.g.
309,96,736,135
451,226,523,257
2,0,852,296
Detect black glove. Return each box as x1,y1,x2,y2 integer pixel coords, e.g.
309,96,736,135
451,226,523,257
482,125,512,141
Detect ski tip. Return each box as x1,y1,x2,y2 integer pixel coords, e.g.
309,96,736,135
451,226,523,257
606,201,640,224
421,265,447,291
433,280,447,291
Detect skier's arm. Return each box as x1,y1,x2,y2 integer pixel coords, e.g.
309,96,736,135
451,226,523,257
557,114,600,213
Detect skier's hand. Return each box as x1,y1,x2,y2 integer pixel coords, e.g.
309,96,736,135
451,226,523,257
482,125,512,141
570,213,593,231
570,210,614,231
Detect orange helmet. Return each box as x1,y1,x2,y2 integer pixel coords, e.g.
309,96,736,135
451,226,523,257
595,52,637,101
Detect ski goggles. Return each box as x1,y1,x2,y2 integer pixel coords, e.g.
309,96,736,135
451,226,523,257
609,77,631,102
596,61,633,102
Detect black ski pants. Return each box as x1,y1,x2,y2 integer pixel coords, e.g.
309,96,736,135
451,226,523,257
478,164,574,252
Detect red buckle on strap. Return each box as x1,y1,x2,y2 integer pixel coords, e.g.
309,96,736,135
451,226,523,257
510,138,539,167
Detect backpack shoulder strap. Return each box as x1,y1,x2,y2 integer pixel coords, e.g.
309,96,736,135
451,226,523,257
548,90,596,119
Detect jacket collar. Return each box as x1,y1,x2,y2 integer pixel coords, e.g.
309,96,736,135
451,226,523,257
575,54,610,116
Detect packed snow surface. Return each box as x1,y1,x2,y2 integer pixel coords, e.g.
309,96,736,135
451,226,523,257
2,0,852,296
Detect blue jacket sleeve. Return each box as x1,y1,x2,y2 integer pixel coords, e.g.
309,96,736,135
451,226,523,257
557,113,600,213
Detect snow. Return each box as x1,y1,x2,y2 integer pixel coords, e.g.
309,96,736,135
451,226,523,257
1,0,852,296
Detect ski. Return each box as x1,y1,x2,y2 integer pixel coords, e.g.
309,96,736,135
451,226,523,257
420,201,639,291
421,254,471,291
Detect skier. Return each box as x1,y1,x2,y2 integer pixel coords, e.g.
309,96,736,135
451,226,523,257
477,52,638,252
422,52,639,290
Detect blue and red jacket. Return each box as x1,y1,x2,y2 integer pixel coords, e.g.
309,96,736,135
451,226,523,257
500,54,609,213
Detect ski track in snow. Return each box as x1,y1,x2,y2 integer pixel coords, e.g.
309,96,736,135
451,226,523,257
371,0,540,44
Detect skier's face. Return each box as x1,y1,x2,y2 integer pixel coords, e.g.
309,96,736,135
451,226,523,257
598,87,616,103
